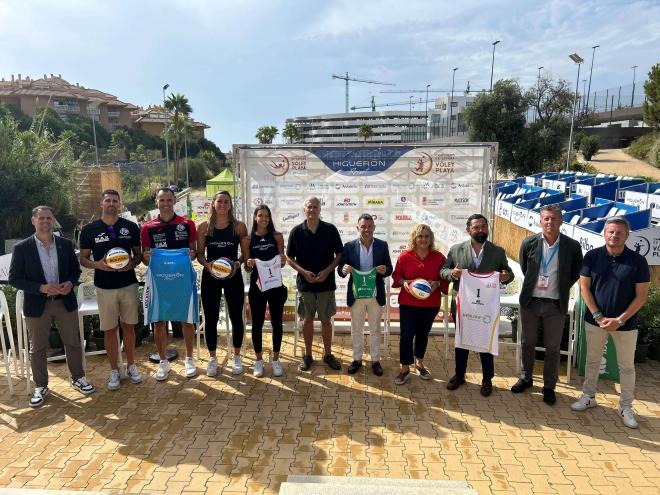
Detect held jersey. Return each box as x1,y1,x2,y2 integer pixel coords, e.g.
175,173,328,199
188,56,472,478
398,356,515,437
144,248,199,324
255,255,283,292
456,271,501,355
352,268,377,299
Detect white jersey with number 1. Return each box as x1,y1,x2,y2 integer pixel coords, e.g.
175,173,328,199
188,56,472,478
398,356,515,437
456,271,501,355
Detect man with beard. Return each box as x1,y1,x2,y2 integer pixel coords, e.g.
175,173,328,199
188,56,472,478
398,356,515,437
79,190,143,390
441,214,513,396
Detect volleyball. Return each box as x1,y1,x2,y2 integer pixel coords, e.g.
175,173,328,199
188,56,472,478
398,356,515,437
408,279,433,300
211,257,235,279
105,247,130,270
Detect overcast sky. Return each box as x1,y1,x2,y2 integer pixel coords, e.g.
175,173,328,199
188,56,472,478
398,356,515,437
1,0,658,150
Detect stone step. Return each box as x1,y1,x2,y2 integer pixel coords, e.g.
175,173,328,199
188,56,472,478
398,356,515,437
280,477,478,495
286,475,470,488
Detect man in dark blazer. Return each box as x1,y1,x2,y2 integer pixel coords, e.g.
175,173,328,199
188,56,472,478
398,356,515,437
337,213,393,376
9,205,95,408
515,204,582,405
441,214,514,396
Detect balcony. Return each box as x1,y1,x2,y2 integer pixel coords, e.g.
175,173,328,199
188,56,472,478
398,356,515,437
107,110,120,118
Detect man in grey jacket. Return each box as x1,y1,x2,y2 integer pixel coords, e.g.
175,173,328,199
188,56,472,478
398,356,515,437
441,214,513,396
515,204,582,405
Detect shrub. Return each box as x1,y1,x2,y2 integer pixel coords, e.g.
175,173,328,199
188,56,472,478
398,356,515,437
580,135,600,160
628,132,660,167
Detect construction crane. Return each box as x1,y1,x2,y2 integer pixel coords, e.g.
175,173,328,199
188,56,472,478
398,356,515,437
350,97,428,111
332,72,395,112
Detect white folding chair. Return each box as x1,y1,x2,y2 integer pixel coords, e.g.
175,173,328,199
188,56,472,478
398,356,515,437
15,290,33,393
0,290,17,394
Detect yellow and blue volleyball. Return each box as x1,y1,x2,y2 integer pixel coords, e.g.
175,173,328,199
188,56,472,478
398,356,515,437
105,247,130,270
409,279,433,300
211,257,235,279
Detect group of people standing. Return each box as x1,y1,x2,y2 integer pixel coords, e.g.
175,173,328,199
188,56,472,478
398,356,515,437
8,193,650,429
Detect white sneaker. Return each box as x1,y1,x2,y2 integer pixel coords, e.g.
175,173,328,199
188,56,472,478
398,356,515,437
272,359,284,377
29,386,49,408
127,364,143,384
570,394,598,412
207,357,218,377
232,355,243,375
619,407,639,429
253,360,265,377
107,369,121,391
71,376,95,394
155,360,170,381
184,357,197,378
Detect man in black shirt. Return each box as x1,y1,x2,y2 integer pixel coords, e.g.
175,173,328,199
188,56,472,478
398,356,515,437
286,196,343,371
80,190,143,390
571,216,650,429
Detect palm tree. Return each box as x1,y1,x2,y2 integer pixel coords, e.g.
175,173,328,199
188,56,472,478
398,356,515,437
357,124,374,143
110,128,133,159
164,93,193,183
282,123,300,143
255,125,279,144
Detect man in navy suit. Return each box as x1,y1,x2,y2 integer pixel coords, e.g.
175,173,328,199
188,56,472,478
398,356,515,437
337,214,393,376
9,205,96,408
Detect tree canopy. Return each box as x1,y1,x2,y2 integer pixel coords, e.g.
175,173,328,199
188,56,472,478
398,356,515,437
357,124,374,143
256,125,279,144
643,63,660,130
282,123,300,143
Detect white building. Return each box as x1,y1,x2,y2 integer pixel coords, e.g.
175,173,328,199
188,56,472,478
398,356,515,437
285,111,427,144
428,95,476,139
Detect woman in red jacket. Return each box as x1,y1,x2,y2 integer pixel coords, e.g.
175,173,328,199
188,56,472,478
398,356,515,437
392,224,448,385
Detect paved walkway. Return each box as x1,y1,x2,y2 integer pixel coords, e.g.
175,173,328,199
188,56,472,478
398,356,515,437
1,333,659,494
587,148,660,180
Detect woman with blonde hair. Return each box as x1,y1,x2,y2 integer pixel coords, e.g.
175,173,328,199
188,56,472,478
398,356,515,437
197,191,249,376
391,224,448,385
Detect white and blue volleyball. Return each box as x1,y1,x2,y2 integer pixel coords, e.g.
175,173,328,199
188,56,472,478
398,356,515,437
105,247,130,270
211,257,235,279
408,279,433,300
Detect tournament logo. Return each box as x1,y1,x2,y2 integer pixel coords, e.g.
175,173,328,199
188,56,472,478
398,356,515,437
265,154,290,177
632,236,650,257
409,152,433,176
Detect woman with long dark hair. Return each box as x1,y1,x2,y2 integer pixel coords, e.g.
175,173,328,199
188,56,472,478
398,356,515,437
245,205,288,377
197,191,248,376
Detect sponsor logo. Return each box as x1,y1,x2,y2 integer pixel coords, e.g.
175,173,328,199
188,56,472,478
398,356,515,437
253,197,274,206
120,227,129,235
409,152,433,176
393,214,413,222
307,182,330,192
335,197,358,208
333,183,360,192
579,237,594,251
454,197,470,204
418,181,448,191
176,224,186,231
277,182,303,192
365,198,386,207
391,243,408,255
362,182,388,192
94,234,110,243
421,196,444,207
281,212,300,223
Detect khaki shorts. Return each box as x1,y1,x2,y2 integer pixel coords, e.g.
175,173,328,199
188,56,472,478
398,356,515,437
96,283,140,330
297,291,336,322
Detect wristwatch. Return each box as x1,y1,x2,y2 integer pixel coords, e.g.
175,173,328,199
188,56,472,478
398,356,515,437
592,311,603,321
616,317,626,327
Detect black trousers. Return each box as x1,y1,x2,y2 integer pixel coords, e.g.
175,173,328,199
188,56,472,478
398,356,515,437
248,284,287,354
451,299,495,380
201,271,245,351
399,305,438,365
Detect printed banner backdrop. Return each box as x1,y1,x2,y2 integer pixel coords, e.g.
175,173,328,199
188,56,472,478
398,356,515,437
238,144,494,320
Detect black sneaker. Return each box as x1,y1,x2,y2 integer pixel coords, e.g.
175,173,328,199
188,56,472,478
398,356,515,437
323,354,341,371
511,378,533,393
542,387,556,406
347,360,362,374
372,362,384,376
446,374,466,391
480,380,493,397
299,355,314,371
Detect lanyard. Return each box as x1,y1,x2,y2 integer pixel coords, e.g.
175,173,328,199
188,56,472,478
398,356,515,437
540,244,558,275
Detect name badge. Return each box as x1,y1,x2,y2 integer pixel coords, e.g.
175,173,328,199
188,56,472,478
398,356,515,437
537,275,549,289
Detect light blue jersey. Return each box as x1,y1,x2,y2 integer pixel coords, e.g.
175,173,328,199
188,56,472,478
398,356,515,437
144,248,199,324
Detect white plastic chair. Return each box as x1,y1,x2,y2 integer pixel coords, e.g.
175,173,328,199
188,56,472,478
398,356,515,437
0,290,17,394
77,282,110,370
15,290,32,393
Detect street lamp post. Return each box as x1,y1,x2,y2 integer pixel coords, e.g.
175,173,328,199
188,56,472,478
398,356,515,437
184,125,189,188
535,66,543,122
631,65,638,107
425,84,430,140
409,95,413,126
89,103,100,165
450,67,458,137
162,83,170,184
584,45,599,112
490,40,500,92
566,53,584,171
